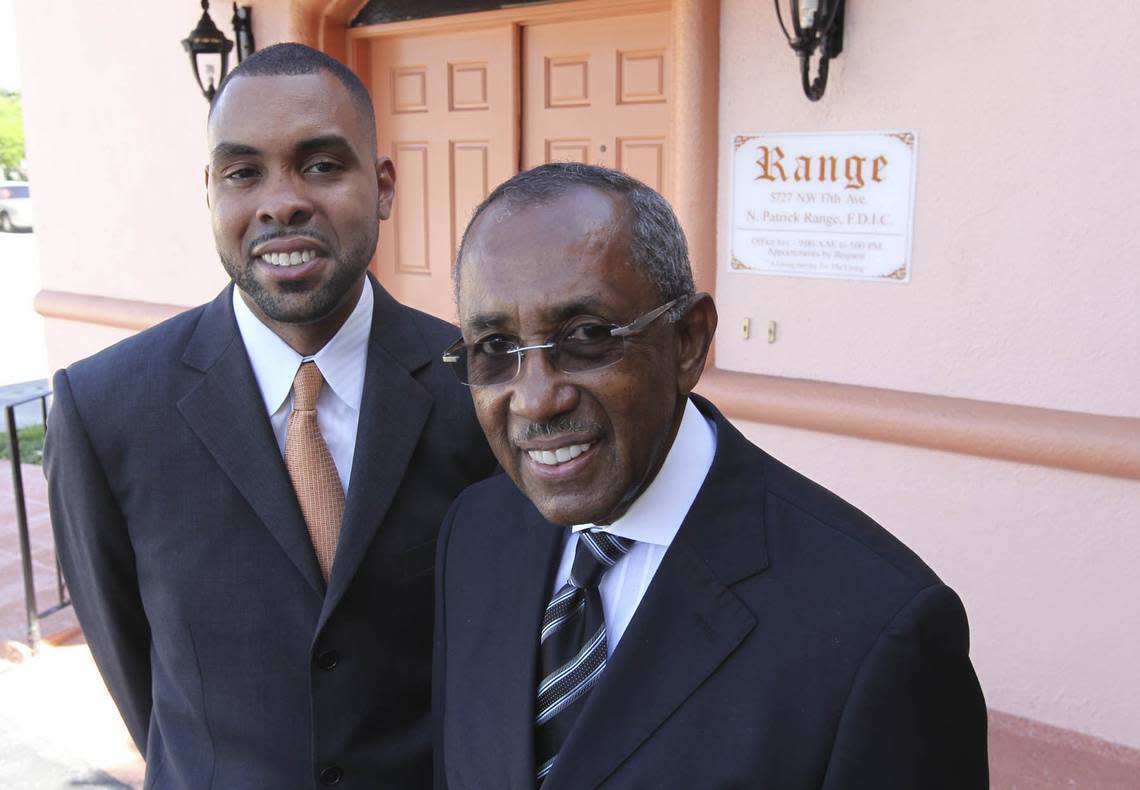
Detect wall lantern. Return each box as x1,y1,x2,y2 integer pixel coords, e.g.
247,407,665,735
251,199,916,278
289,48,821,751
773,0,846,102
182,2,255,102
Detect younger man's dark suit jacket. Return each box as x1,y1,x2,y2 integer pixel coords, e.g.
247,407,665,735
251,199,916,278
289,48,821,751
45,277,496,789
434,396,988,789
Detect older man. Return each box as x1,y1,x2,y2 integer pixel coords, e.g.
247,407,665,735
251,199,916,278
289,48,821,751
433,163,988,789
45,44,494,788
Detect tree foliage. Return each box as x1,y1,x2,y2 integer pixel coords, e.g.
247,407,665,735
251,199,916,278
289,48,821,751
0,90,26,175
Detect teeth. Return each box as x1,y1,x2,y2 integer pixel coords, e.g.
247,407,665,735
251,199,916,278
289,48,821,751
260,249,318,267
527,443,591,466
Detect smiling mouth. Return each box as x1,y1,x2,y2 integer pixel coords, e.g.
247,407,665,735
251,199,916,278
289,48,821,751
259,249,320,267
526,442,593,466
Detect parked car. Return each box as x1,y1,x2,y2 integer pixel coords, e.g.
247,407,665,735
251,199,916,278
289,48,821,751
0,181,34,231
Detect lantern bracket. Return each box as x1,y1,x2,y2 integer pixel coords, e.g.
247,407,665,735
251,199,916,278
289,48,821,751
773,0,846,102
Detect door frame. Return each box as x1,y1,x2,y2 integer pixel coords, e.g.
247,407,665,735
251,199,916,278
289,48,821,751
294,0,719,336
343,1,670,41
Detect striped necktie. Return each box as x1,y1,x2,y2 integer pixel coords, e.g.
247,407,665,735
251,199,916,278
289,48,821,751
535,529,633,786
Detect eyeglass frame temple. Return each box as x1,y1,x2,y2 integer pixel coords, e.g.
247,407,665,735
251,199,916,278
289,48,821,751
609,297,680,338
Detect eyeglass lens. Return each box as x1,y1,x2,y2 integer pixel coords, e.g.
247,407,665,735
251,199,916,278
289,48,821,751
460,326,626,386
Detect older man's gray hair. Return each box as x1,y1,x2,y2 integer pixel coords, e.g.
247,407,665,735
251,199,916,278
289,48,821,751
453,163,695,317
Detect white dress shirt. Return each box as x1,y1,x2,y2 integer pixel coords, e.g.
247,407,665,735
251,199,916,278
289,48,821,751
550,398,717,657
231,283,372,493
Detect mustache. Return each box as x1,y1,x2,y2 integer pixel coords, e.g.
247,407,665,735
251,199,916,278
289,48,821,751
246,229,333,256
514,417,600,443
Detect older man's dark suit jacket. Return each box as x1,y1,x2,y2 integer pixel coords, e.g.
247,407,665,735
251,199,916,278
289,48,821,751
433,396,988,790
45,276,496,789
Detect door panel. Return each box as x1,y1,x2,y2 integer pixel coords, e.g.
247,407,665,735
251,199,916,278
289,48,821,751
523,12,670,197
368,27,519,321
359,10,670,320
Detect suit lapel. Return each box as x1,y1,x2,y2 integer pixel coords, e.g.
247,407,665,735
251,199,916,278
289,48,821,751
503,510,565,790
546,404,770,789
319,279,434,622
177,286,325,597
452,506,564,790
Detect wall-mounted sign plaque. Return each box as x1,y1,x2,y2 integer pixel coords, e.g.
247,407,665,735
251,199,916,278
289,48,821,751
730,131,918,282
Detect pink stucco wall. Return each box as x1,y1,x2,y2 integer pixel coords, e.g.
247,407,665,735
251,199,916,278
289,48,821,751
14,1,292,372
716,0,1140,419
717,0,1140,749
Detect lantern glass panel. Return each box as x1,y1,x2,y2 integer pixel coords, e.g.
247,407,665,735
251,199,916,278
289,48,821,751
199,52,227,92
798,0,821,31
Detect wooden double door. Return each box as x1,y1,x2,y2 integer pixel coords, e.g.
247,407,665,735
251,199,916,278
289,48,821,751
358,10,671,320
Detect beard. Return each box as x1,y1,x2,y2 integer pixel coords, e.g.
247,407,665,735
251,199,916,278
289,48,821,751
221,225,378,326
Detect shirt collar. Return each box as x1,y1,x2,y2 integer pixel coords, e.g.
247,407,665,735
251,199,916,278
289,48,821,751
573,398,717,547
232,282,373,416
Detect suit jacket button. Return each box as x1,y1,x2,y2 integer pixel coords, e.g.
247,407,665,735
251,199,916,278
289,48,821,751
319,765,343,785
316,650,340,671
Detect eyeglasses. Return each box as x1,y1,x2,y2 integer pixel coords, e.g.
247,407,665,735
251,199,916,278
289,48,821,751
442,298,679,387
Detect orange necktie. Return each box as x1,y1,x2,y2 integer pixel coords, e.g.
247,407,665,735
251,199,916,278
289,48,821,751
284,361,344,581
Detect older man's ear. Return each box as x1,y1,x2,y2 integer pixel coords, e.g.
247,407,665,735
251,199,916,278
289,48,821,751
376,157,396,220
674,292,718,395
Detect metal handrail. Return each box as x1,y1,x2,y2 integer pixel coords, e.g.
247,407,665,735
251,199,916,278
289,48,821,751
3,386,68,651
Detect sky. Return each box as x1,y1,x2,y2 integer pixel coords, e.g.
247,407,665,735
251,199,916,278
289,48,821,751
0,0,22,91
